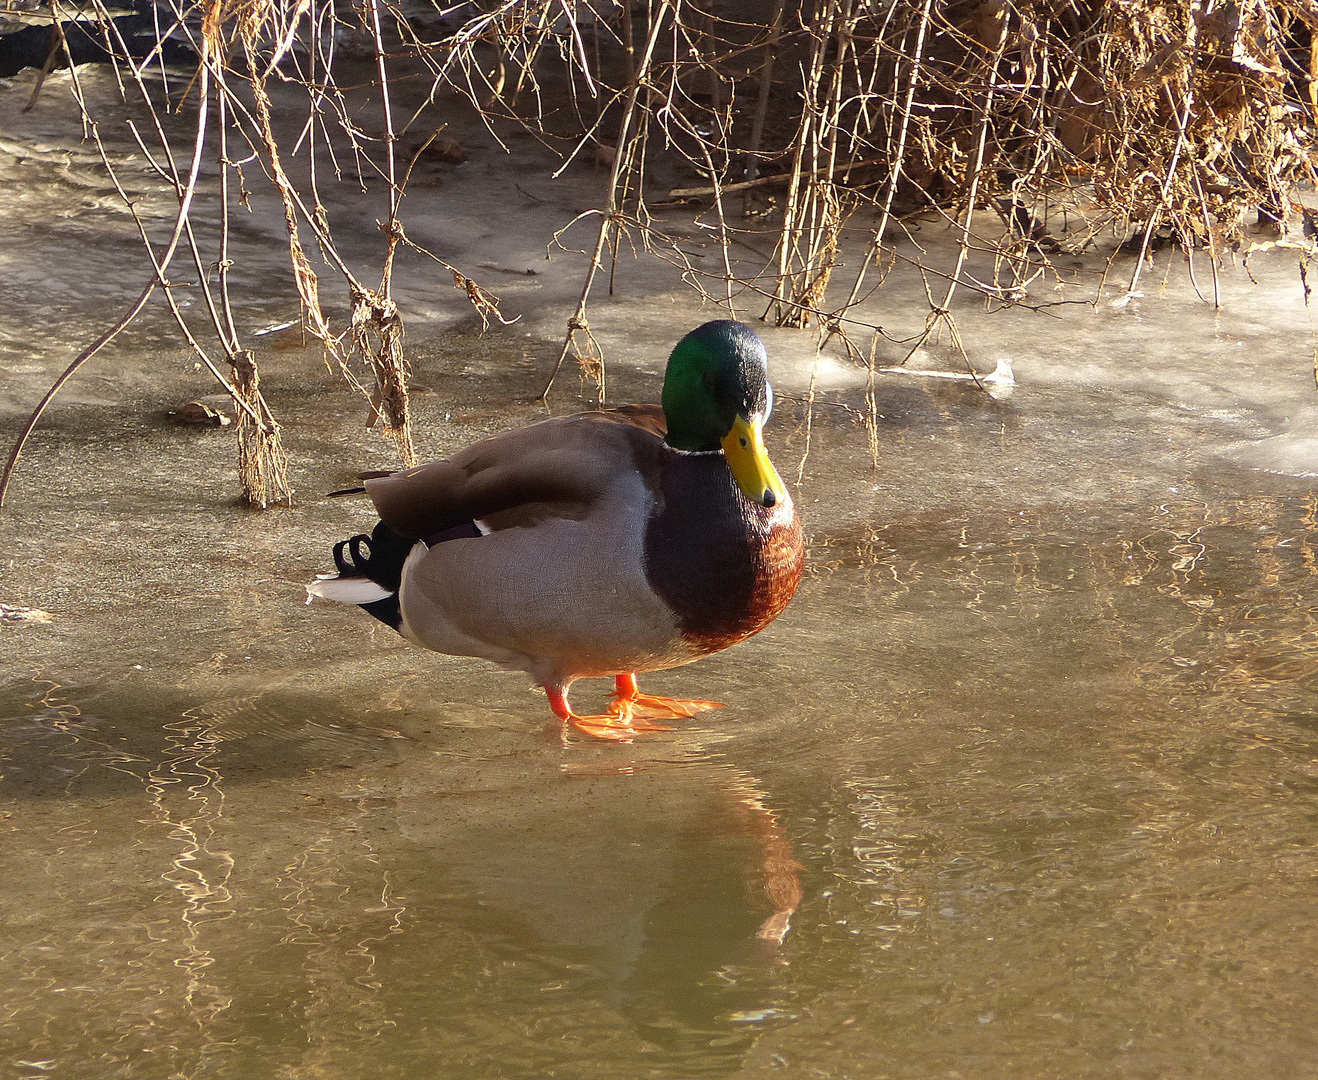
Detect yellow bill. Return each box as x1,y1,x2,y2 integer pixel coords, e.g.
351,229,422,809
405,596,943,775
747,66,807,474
722,414,789,509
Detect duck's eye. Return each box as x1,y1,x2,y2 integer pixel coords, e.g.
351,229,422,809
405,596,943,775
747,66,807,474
703,372,717,391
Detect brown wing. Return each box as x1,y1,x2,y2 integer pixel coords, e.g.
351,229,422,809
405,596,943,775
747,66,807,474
601,403,666,438
363,408,665,540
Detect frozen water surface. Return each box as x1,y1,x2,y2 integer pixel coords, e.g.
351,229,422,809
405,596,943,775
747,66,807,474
4,65,1318,1079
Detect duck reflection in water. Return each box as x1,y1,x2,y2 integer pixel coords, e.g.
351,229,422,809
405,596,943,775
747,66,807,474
0,679,808,1073
385,747,806,1059
558,758,804,947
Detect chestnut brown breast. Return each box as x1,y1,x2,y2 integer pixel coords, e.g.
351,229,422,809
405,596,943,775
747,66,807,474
643,449,805,655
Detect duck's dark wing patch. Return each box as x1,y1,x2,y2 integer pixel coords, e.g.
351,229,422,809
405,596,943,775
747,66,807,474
363,412,662,540
425,520,484,545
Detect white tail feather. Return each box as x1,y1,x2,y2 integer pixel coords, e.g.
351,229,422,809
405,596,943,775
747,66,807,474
306,575,393,605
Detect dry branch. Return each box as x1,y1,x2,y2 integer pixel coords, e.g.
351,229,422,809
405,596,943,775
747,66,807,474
6,0,1317,507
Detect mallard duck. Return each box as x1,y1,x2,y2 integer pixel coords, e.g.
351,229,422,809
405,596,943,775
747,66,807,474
308,320,805,740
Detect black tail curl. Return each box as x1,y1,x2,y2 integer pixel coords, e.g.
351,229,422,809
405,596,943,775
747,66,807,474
331,521,413,631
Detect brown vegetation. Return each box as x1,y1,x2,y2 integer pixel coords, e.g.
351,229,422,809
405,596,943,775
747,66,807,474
3,0,1316,505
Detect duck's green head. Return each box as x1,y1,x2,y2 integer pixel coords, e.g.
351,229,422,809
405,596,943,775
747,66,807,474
661,320,788,509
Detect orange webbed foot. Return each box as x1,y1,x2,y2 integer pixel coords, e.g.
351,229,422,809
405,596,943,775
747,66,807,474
545,685,671,742
569,709,672,741
610,674,725,720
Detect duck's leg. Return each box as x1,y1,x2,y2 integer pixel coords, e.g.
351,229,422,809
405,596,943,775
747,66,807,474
545,683,672,741
609,673,724,720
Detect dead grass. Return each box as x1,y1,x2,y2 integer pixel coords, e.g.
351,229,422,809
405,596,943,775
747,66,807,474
3,0,1316,504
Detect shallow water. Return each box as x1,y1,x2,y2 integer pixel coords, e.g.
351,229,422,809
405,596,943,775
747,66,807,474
7,411,1318,1078
5,63,1318,1080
